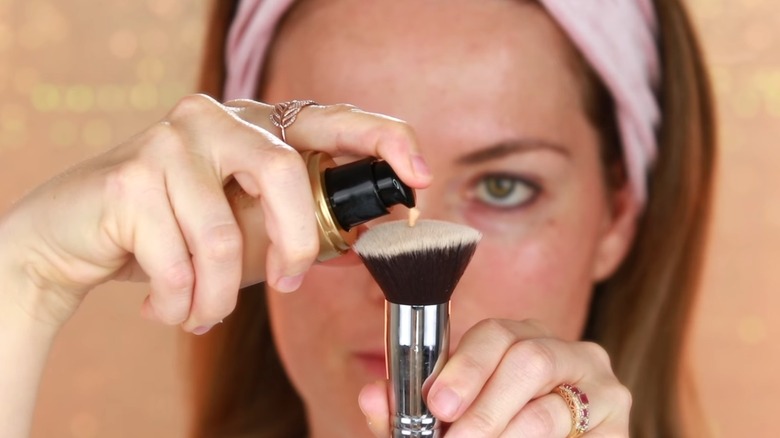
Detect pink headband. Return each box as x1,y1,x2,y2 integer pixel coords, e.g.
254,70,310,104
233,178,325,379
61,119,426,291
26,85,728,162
225,0,661,205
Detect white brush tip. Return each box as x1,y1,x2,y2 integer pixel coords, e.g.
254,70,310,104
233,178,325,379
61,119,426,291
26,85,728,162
353,219,482,258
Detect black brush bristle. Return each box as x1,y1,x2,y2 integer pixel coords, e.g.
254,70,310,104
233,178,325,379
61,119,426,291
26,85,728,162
353,220,481,305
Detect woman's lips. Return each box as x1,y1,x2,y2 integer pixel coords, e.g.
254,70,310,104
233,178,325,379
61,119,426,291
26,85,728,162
353,352,387,378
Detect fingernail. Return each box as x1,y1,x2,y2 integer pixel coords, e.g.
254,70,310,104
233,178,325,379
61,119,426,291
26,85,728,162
411,154,432,179
431,386,461,419
276,273,304,293
192,325,214,335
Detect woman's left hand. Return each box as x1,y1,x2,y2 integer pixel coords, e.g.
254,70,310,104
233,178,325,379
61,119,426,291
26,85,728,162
359,318,632,437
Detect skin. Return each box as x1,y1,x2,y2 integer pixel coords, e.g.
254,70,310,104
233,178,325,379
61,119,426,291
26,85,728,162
260,0,639,437
0,0,639,437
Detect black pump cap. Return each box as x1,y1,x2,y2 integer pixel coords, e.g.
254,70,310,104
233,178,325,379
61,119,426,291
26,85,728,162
323,158,415,231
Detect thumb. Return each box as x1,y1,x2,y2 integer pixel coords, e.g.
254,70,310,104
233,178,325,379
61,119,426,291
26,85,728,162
359,380,390,438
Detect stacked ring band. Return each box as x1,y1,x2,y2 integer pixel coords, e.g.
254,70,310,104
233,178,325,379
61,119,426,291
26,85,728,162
553,383,590,437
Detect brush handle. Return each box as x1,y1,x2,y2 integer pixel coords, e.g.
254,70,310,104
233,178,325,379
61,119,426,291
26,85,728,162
387,302,449,438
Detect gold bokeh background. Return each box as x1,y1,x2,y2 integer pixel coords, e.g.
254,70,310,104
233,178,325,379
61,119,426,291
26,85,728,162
1,1,777,436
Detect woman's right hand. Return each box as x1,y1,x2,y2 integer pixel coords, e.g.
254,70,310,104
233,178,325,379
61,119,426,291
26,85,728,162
0,94,432,333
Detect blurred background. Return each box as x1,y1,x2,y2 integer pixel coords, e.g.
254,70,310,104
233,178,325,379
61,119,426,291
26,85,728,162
0,0,777,436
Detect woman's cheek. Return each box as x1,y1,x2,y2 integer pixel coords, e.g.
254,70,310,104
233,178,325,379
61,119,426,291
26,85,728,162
447,234,589,344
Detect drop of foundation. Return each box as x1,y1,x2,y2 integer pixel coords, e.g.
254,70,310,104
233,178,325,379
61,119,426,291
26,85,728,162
407,207,421,227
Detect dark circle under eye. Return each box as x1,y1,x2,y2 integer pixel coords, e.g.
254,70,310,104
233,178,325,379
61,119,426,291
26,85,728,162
474,175,534,208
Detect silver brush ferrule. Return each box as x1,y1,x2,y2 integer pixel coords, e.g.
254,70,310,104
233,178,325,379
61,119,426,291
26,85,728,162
387,302,449,438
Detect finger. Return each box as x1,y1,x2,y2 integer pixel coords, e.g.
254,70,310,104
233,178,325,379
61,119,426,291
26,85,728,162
499,393,575,438
426,319,552,422
214,131,319,291
255,148,319,291
127,184,195,325
358,380,391,438
164,157,243,332
224,100,433,189
502,379,631,437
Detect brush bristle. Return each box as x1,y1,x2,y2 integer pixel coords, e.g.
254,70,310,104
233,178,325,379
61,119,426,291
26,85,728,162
353,220,481,305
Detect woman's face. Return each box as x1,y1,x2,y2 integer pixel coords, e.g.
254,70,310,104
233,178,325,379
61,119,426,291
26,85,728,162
261,0,635,436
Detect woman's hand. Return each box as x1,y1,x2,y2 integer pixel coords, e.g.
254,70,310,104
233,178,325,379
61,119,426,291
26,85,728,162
359,319,631,437
0,94,432,333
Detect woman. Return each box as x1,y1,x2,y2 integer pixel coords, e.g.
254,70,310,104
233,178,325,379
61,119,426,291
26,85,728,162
0,0,714,437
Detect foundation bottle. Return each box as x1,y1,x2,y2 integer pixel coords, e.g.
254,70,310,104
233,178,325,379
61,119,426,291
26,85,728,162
226,151,415,286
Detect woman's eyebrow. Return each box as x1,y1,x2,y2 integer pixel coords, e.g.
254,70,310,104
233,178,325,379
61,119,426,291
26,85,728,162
455,139,571,165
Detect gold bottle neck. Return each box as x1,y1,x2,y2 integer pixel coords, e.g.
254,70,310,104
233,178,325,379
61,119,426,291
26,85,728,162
303,151,358,262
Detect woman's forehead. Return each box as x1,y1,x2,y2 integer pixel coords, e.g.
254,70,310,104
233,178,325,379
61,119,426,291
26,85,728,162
269,0,583,109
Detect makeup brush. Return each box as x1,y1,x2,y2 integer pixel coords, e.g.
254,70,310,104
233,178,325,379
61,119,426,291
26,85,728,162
353,219,481,438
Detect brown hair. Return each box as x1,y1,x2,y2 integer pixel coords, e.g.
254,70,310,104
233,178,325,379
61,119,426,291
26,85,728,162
586,1,716,436
189,0,716,437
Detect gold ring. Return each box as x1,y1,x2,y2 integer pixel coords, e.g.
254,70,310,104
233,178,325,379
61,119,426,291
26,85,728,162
270,99,318,142
553,383,590,437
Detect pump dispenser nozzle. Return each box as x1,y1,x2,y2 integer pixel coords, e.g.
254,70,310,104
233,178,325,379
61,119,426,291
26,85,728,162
302,152,416,262
323,157,416,231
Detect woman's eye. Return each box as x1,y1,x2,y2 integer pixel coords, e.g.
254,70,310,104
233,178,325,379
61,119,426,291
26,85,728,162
473,174,536,209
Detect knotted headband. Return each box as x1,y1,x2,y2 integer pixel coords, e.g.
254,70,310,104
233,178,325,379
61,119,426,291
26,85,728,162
224,0,661,205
